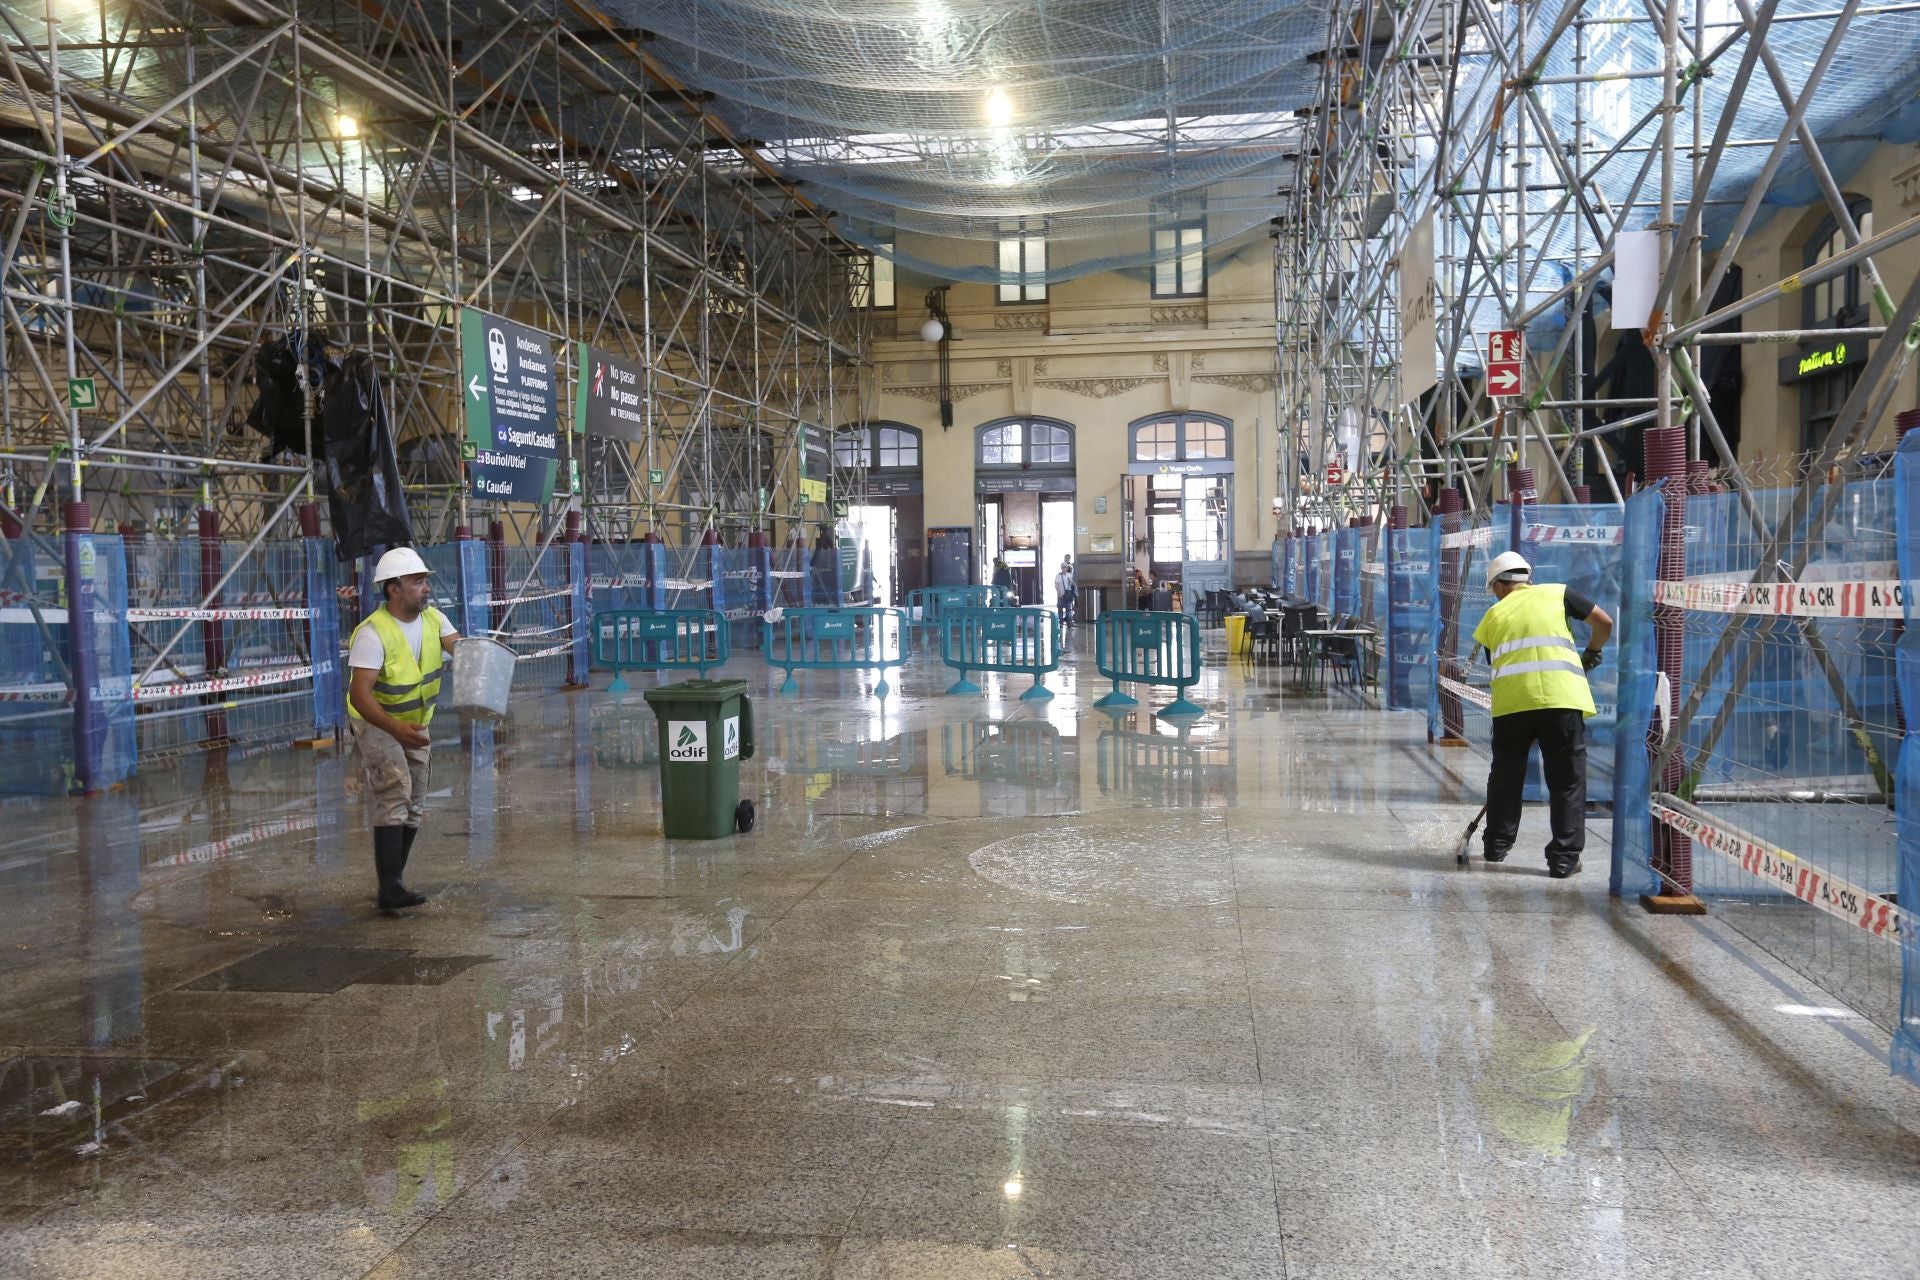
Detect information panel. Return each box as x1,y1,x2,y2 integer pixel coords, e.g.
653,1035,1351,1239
575,343,646,442
461,307,560,503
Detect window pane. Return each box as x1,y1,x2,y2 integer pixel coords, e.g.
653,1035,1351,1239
834,435,862,467
1027,234,1047,277
1180,248,1204,295
1154,229,1174,255
1180,226,1204,249
873,249,895,309
1155,259,1175,295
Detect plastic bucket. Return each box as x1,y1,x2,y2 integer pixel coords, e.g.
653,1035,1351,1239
451,636,516,719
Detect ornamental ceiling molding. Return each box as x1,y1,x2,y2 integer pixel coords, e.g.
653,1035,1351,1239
1037,375,1159,399
885,382,1004,404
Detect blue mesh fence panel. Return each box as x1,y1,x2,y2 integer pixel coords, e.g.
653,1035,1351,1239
1387,525,1436,714
0,530,75,794
1430,513,1505,749
773,543,811,607
1673,473,1902,1032
1281,536,1298,597
1518,505,1633,796
1302,534,1320,605
306,538,343,737
1333,527,1360,619
1895,433,1920,1083
662,544,716,612
718,545,767,651
1610,486,1666,900
494,545,576,691
1270,539,1281,591
73,534,135,792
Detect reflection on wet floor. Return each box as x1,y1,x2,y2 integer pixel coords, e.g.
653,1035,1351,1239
4,652,1920,1278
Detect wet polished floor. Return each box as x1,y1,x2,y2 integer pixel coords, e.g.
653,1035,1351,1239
6,649,1920,1278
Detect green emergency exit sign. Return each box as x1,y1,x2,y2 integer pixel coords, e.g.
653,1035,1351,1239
649,468,666,486
68,378,96,410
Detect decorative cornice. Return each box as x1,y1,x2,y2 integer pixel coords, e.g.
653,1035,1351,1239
1152,303,1207,326
993,311,1047,332
996,356,1049,376
886,382,1004,403
1194,372,1278,393
1037,376,1158,399
1152,353,1168,372
1897,156,1920,208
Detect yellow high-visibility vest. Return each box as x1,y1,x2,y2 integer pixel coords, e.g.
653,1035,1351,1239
347,605,448,725
1471,584,1595,718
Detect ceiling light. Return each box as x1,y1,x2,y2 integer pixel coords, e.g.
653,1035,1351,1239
984,88,1014,128
335,113,360,139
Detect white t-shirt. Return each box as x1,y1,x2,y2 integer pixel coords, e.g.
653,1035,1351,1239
349,608,458,670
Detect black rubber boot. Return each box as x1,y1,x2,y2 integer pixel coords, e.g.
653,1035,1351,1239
396,825,426,903
374,827,426,911
1548,856,1584,880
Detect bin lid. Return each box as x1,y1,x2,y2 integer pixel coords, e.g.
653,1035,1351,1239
642,679,751,705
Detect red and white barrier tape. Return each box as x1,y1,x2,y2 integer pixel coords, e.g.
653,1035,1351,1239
1653,577,1902,620
516,641,572,662
128,606,312,622
1437,675,1492,709
152,810,319,867
0,606,67,625
0,683,71,703
1651,796,1910,940
1440,527,1494,550
1523,523,1625,546
658,577,712,591
486,587,572,608
133,664,313,703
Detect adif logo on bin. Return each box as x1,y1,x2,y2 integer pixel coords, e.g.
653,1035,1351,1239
723,715,741,761
668,720,708,762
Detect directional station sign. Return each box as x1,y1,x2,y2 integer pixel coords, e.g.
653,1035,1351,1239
1486,328,1524,398
461,307,562,504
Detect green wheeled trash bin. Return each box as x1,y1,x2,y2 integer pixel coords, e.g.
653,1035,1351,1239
642,679,756,838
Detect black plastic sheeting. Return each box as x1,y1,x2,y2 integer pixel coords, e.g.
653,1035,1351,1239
322,353,413,561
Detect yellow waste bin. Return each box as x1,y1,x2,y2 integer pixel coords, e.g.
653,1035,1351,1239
1225,613,1248,655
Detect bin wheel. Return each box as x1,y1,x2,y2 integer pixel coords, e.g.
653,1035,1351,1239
735,799,755,833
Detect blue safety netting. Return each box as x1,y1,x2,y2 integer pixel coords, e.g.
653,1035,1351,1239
1333,526,1360,620
1281,536,1299,598
1678,480,1899,792
72,535,135,793
1386,525,1436,714
1437,0,1920,270
1518,504,1635,797
1893,435,1920,1084
1610,486,1668,899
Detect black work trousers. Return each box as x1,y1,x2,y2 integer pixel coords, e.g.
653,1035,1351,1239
1484,707,1587,860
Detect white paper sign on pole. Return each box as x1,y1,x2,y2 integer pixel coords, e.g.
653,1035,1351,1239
1611,229,1660,329
1398,212,1438,402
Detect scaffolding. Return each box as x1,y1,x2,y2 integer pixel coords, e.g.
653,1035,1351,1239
0,0,870,780
1278,0,1920,1050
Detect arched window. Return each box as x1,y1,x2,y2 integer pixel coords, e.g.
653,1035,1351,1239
976,417,1074,470
1804,198,1873,329
832,421,922,471
1129,412,1232,463
1800,198,1872,452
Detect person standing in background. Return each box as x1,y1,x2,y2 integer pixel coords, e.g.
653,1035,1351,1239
1054,556,1077,624
348,547,458,912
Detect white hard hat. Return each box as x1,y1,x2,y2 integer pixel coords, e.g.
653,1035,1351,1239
1486,550,1532,589
371,546,431,584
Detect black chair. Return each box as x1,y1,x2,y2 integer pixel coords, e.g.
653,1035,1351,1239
1252,614,1281,664
1279,605,1311,666
1198,588,1228,629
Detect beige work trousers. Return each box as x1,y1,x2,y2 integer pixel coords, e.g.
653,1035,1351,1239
351,717,432,828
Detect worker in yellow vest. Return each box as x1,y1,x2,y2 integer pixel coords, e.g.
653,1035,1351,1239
1471,551,1611,878
348,547,459,911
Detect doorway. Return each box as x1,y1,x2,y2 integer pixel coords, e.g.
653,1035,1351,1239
973,417,1077,605
846,503,896,606
1125,413,1235,611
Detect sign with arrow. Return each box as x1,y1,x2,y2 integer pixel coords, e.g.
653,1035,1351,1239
461,307,563,504
1486,328,1523,398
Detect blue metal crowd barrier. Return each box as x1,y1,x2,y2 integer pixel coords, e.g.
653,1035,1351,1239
1092,609,1204,718
764,606,912,699
907,586,998,640
940,606,1060,700
592,609,729,691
